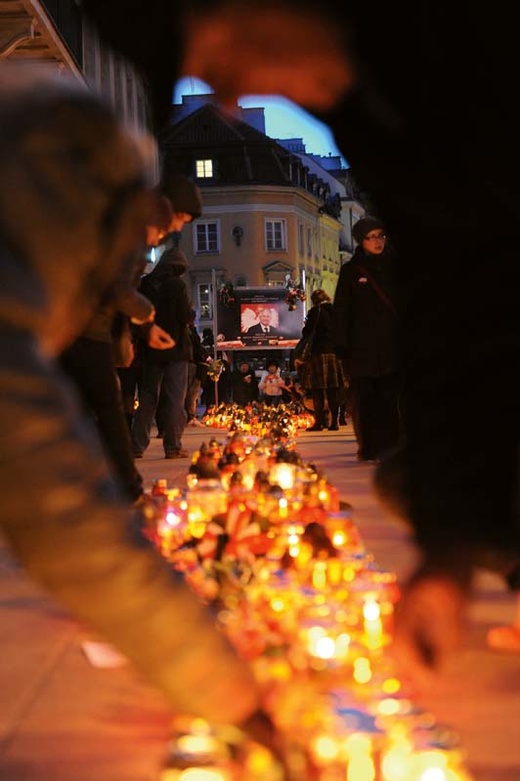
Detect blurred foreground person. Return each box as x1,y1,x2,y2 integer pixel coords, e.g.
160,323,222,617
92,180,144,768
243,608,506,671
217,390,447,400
0,63,280,760
82,0,520,689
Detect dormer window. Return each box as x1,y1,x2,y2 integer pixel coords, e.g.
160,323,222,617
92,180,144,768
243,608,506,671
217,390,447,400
196,159,214,178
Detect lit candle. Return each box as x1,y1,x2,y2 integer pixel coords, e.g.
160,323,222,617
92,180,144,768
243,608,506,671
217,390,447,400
362,595,384,648
270,462,296,490
345,734,376,781
312,560,327,590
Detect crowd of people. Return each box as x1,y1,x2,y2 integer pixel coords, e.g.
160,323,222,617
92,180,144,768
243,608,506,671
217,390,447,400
2,0,520,774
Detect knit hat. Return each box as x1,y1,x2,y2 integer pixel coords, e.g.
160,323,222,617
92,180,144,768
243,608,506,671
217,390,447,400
352,217,385,244
158,172,203,219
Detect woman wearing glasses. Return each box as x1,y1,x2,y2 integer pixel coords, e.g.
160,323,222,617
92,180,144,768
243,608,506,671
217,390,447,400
333,217,402,462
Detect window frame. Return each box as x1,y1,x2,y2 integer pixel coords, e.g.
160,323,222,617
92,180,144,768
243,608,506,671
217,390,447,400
194,220,221,254
197,282,213,320
265,218,287,252
195,158,214,179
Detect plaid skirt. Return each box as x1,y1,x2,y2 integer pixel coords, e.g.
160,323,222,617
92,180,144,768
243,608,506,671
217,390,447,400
298,352,346,390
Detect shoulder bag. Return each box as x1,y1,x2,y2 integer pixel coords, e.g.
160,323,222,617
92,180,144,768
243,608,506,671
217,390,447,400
294,307,321,363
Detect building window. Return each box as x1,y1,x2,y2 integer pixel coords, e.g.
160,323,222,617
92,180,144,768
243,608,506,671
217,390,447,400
195,221,220,253
197,283,213,320
196,159,214,178
265,219,287,251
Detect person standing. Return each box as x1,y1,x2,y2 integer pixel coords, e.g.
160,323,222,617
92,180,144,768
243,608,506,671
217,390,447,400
60,260,174,500
119,173,203,432
132,248,193,459
258,359,289,406
333,217,401,461
296,289,344,432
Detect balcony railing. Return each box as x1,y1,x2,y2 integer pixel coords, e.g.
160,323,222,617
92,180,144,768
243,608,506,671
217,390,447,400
40,0,82,66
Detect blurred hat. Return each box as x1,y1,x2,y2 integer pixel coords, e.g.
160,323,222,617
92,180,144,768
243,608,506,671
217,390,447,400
158,172,203,219
352,216,385,243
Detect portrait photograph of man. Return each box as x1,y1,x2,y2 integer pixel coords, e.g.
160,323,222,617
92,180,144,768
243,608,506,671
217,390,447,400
243,306,282,338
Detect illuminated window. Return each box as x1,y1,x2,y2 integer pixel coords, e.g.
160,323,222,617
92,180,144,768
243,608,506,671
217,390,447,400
197,283,213,319
265,219,287,251
196,159,214,178
195,221,220,253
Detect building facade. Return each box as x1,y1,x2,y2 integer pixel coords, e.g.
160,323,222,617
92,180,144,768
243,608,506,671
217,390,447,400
160,99,365,333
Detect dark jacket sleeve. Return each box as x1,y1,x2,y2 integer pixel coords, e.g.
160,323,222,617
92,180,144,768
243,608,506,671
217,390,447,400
332,262,354,357
0,329,259,725
148,276,193,362
301,306,318,340
110,255,155,325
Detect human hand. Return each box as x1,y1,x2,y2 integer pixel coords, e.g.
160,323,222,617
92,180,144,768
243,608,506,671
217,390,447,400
391,571,468,692
147,323,175,349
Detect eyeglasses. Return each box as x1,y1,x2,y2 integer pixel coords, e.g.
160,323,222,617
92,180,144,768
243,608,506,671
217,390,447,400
363,233,387,241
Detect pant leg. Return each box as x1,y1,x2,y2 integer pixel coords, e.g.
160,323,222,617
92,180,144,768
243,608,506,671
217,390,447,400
118,364,139,415
185,363,200,419
131,359,164,454
312,389,326,426
161,360,188,454
327,386,339,427
156,383,168,434
60,338,143,501
348,376,377,458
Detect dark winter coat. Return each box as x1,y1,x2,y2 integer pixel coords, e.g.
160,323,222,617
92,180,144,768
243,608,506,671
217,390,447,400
301,301,336,355
231,367,260,405
300,301,344,390
138,253,192,363
333,248,399,379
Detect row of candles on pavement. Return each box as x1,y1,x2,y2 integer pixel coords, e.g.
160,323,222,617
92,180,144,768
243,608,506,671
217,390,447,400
146,402,474,780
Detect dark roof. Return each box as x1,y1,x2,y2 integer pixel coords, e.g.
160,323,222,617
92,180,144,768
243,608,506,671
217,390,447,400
160,103,299,187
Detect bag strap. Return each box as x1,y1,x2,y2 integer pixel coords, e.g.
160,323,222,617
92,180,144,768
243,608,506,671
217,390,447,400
356,264,397,316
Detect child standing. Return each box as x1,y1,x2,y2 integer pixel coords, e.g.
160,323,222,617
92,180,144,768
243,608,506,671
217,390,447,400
259,360,289,406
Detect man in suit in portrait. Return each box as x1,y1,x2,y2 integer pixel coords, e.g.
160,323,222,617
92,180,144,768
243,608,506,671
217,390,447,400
246,307,281,337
